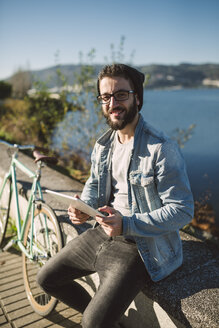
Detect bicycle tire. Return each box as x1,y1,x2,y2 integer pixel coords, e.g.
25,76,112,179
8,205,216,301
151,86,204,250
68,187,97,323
0,179,11,247
22,203,63,316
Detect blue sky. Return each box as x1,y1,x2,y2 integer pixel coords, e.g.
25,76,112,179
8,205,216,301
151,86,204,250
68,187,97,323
0,0,218,79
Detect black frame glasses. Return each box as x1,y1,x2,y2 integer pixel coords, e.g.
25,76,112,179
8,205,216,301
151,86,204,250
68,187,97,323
97,90,134,104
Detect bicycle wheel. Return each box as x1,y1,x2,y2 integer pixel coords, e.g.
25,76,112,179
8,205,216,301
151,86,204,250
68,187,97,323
22,203,63,316
0,179,11,247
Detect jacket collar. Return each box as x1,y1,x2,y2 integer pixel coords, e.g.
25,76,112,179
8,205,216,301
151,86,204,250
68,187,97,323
97,113,144,148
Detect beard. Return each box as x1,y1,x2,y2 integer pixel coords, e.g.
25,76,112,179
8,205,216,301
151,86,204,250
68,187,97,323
103,98,138,130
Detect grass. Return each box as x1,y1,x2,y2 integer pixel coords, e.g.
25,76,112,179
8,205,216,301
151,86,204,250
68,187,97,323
3,217,21,253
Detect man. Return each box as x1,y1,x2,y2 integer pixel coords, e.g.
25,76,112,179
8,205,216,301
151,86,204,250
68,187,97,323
37,64,194,328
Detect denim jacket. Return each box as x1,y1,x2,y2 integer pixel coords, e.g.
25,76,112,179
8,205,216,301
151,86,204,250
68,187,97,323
81,114,194,282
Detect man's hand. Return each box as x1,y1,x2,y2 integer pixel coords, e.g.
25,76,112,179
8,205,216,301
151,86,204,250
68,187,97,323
96,206,123,237
68,194,90,225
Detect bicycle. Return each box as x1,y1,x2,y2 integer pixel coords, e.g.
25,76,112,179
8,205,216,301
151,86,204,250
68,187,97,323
0,140,63,316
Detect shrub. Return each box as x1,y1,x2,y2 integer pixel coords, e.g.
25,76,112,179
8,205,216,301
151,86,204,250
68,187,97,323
0,99,32,144
0,81,12,99
25,88,79,147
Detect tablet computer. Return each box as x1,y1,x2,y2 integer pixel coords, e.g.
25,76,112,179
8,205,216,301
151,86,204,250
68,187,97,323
45,189,106,218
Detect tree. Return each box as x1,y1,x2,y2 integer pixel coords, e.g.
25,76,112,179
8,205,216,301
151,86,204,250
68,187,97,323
0,81,12,99
0,37,137,177
54,48,105,160
171,124,196,149
53,36,136,161
25,79,80,147
9,69,32,99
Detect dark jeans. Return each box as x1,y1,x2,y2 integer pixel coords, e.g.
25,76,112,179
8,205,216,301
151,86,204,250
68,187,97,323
37,225,149,328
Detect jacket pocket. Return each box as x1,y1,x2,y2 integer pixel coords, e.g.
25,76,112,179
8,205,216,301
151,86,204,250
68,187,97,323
129,171,155,189
129,171,161,212
130,171,154,186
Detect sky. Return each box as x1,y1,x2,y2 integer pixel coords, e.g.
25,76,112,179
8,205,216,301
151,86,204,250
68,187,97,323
0,0,218,80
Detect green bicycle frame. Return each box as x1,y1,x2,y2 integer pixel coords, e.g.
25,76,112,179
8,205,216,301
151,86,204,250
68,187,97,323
0,152,50,259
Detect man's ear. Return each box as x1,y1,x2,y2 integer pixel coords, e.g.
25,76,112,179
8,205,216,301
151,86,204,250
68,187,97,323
135,94,140,106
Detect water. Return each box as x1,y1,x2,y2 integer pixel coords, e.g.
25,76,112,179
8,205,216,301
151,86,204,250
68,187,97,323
53,88,219,223
141,88,219,223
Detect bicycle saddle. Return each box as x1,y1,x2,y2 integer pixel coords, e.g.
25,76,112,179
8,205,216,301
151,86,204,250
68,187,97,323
33,150,58,165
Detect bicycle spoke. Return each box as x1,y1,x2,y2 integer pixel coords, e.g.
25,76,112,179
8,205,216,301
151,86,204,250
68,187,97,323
22,204,63,316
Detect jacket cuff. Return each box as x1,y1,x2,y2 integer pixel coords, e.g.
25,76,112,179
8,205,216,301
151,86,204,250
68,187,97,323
122,216,130,235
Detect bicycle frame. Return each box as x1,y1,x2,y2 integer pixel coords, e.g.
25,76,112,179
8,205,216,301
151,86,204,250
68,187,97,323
0,150,50,260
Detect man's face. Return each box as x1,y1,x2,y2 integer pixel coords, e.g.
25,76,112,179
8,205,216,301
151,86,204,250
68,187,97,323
99,76,139,130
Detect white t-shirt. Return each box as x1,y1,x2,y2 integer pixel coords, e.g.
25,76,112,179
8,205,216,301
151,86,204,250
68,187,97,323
110,133,133,216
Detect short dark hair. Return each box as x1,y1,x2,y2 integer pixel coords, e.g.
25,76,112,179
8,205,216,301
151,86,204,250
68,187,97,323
97,63,145,111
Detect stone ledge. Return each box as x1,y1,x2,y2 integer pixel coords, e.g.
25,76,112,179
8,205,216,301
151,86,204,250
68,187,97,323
60,218,219,328
0,143,218,328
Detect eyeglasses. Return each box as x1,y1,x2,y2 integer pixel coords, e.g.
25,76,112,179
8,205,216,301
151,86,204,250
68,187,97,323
97,90,134,104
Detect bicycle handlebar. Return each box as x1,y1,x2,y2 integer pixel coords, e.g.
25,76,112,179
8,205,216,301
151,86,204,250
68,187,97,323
0,140,35,151
0,139,58,165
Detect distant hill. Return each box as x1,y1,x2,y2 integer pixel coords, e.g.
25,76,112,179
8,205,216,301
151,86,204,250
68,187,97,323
139,63,219,89
7,63,219,89
29,64,103,88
